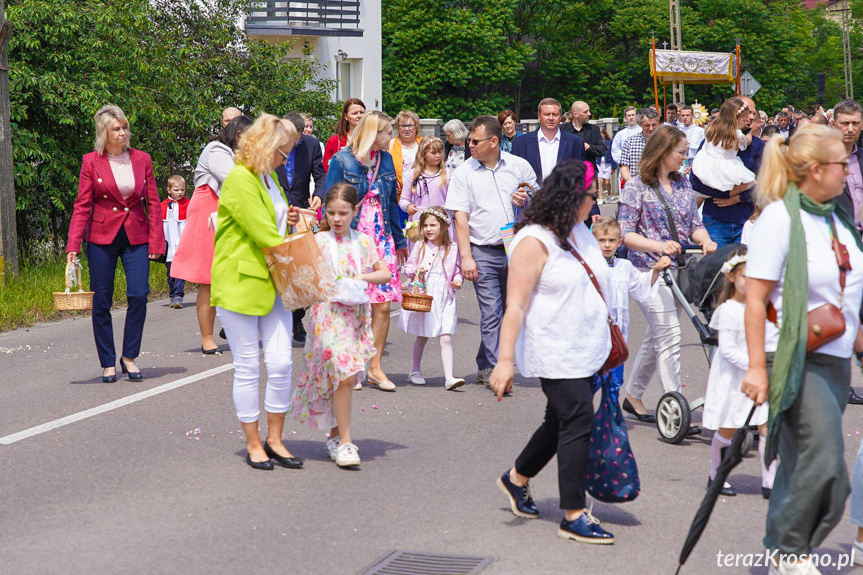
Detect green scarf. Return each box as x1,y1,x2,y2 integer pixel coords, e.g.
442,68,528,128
766,184,863,463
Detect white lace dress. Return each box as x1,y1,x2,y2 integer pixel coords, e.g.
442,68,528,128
702,300,771,429
691,130,755,192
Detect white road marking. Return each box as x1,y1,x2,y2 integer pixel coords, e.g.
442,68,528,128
0,363,235,445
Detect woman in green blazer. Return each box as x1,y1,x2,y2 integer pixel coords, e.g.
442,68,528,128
212,114,303,471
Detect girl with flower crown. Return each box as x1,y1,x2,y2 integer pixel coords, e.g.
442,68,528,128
398,206,464,390
703,246,778,498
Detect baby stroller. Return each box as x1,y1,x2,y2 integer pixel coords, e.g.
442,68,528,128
653,243,756,455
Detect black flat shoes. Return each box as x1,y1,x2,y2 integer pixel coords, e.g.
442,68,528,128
245,454,274,470
264,441,303,469
622,398,657,423
120,358,143,381
201,346,222,355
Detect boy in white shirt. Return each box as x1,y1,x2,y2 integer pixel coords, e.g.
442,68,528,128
161,175,189,308
592,218,670,410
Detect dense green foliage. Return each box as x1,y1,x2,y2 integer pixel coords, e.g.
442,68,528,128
383,0,851,121
9,0,338,254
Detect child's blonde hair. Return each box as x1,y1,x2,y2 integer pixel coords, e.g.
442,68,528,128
591,216,621,238
412,137,448,190
167,174,185,188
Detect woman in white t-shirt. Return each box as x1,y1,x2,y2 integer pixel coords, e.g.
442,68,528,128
742,124,863,574
489,160,615,545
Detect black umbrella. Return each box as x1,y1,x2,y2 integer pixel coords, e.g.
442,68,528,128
675,405,758,575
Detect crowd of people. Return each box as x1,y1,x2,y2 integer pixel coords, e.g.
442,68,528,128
63,93,863,572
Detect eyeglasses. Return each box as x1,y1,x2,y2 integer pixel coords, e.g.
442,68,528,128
673,148,689,156
278,148,289,162
468,136,493,146
821,160,851,173
399,124,416,131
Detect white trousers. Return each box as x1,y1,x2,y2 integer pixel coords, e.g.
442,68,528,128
625,283,682,400
217,296,293,423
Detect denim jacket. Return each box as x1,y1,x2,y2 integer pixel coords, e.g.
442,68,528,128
325,148,406,250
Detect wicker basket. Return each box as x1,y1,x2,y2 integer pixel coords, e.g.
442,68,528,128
402,292,433,313
54,261,94,311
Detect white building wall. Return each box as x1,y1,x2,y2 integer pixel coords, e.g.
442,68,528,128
245,1,383,111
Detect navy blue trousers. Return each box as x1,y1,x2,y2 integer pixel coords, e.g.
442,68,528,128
87,228,151,367
164,261,185,299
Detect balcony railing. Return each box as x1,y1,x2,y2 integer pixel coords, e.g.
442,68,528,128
247,1,363,37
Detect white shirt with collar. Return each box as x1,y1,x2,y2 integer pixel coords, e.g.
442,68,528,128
445,152,538,246
537,129,561,182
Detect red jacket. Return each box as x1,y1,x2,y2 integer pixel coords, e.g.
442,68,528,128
161,197,189,220
66,148,166,254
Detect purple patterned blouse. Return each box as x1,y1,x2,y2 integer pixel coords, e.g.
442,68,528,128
618,175,704,269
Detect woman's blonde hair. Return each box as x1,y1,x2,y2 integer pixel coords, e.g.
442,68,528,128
756,123,843,207
411,137,448,189
233,113,299,175
94,105,131,155
348,111,393,163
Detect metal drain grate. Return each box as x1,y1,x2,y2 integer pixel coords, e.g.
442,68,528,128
358,550,493,575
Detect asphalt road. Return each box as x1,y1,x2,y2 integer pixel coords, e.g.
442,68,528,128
3,241,863,574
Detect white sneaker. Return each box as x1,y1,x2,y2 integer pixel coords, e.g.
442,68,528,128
445,377,465,390
335,442,360,467
326,436,340,461
854,539,863,565
409,372,426,385
768,558,822,575
597,199,605,205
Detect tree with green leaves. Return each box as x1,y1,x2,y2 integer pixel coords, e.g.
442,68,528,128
9,0,338,255
382,0,533,120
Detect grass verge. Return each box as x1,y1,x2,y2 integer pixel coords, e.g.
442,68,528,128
0,253,194,333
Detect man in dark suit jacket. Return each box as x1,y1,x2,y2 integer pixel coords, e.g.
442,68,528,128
511,98,598,220
279,113,326,346
278,112,326,211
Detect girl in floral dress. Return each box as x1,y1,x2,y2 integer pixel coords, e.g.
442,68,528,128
289,184,392,468
325,111,408,392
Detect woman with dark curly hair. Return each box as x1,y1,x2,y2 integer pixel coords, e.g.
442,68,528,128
489,160,615,545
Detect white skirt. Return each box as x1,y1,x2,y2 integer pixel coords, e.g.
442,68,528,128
398,267,457,338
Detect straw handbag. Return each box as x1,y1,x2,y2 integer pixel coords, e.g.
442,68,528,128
54,261,94,311
263,232,337,311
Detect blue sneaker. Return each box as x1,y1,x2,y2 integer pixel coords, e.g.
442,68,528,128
497,471,539,518
558,513,615,544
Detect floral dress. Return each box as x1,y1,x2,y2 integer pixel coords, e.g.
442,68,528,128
357,183,402,303
289,232,380,430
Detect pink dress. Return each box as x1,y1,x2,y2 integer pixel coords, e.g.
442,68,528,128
398,170,455,249
170,184,218,284
357,184,402,303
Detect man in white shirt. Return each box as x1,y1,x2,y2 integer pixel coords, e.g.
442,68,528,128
677,103,705,166
611,106,640,165
537,104,561,182
446,116,538,385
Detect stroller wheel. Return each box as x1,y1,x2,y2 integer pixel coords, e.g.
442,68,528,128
656,391,692,444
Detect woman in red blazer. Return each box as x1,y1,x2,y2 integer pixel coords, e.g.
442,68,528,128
66,105,165,383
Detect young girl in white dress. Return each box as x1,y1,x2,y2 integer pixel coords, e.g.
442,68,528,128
703,247,778,498
398,206,464,390
692,97,756,193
